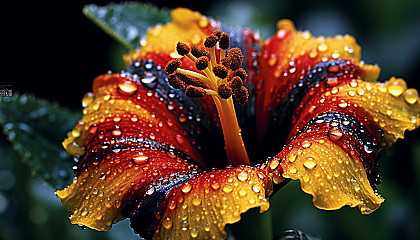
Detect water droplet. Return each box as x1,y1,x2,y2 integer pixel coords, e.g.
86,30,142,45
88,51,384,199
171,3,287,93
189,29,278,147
211,182,220,190
141,72,158,89
309,49,318,58
239,188,247,196
222,184,233,193
331,52,340,59
71,129,81,138
168,200,177,210
387,77,407,97
81,209,88,217
91,102,101,111
190,228,199,238
237,171,248,181
199,17,209,27
404,88,419,104
192,196,201,206
162,217,172,229
252,184,261,193
118,82,138,95
146,186,155,195
112,128,122,137
357,88,365,96
269,159,280,170
348,90,356,97
328,65,339,73
289,166,297,174
301,140,312,148
326,77,338,85
328,128,343,140
364,142,374,153
317,43,328,52
82,92,94,107
175,134,185,144
338,100,348,108
288,154,297,162
303,157,317,169
181,183,192,193
88,124,98,134
133,155,149,165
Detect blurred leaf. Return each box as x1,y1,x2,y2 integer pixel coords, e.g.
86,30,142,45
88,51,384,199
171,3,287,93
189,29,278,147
83,2,171,49
0,94,81,189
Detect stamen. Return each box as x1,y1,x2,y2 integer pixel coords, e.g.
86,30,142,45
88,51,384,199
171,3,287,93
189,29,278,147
165,30,250,166
213,64,228,79
219,33,230,50
168,73,186,89
228,76,243,92
195,56,209,71
229,68,248,82
185,85,207,98
218,84,233,99
165,59,182,74
176,41,191,56
176,72,210,89
204,34,218,48
233,86,249,105
191,46,210,59
227,48,243,70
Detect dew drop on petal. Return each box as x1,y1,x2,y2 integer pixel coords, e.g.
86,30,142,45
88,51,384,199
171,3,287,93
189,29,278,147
301,140,312,148
175,134,185,144
328,128,343,140
82,92,94,108
317,43,328,52
404,88,419,104
237,171,248,181
192,196,201,206
387,77,407,97
222,184,233,193
133,155,149,165
162,217,172,229
71,129,81,138
288,153,297,162
181,183,192,193
118,82,138,95
303,157,317,169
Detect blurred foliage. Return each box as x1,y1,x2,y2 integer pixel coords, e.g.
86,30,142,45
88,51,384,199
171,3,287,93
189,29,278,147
1,0,420,240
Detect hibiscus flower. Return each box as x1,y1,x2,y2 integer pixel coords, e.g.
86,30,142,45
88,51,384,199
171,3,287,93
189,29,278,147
56,8,420,240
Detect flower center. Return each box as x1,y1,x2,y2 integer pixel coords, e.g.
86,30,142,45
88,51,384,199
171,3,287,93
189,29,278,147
165,30,250,166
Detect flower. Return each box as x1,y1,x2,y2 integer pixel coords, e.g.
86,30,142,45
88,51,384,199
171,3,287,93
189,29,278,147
56,8,420,240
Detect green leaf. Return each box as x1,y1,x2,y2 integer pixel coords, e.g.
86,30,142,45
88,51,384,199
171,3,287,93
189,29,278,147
0,94,81,189
83,2,171,49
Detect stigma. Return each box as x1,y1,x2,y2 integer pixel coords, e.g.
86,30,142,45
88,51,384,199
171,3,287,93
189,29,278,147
165,30,251,166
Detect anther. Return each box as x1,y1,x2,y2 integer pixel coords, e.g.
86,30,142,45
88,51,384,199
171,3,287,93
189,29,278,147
195,56,209,71
212,30,223,39
219,32,230,50
176,72,210,89
204,34,218,48
168,74,186,89
176,41,191,56
165,59,182,74
228,76,243,92
229,68,248,82
227,48,243,70
221,57,232,69
213,64,228,79
218,84,233,99
185,85,207,98
191,46,210,59
233,86,249,104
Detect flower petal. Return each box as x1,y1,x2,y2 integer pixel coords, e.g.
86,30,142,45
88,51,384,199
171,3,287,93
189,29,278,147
130,165,270,239
123,8,217,69
269,59,420,214
254,19,380,140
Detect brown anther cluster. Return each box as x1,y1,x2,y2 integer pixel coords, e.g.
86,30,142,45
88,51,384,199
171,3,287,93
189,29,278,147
176,41,191,56
164,30,249,104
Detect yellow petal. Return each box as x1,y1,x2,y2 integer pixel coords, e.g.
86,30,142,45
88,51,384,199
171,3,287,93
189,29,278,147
123,8,216,64
279,137,384,214
156,166,270,239
336,78,420,144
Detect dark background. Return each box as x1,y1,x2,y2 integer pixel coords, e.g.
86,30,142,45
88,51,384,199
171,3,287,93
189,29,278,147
1,0,420,239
